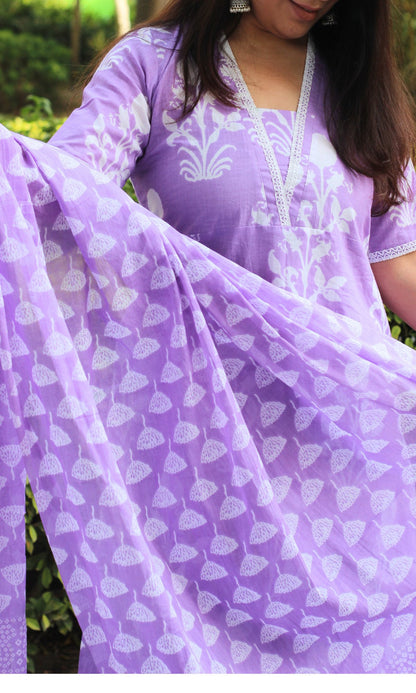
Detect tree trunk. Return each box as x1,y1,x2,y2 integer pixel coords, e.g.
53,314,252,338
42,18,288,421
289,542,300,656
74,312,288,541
115,0,132,35
135,0,168,23
71,0,81,69
153,0,168,13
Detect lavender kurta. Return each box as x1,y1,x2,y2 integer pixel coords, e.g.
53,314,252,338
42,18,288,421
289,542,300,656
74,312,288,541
51,27,416,330
1,27,416,674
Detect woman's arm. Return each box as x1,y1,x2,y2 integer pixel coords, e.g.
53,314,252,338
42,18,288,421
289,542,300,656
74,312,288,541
368,162,416,330
371,250,416,330
50,28,175,187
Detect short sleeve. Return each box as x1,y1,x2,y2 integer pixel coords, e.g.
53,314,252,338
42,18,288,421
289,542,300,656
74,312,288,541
50,28,175,187
369,161,416,263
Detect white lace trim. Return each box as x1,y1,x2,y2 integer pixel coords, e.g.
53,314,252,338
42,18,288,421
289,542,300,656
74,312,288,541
221,39,314,227
369,240,416,263
256,107,296,114
285,43,315,208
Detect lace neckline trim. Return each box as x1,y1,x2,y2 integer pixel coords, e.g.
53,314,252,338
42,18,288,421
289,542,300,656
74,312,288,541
221,38,315,227
256,107,297,114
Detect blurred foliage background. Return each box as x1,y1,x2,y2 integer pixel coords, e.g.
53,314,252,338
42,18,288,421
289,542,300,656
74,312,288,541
0,0,112,113
0,0,415,674
395,0,416,98
0,0,165,114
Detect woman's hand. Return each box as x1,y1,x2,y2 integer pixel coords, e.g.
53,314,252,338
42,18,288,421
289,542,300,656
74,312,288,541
372,250,416,330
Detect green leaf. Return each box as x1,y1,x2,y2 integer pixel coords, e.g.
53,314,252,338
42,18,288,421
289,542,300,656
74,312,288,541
26,539,34,555
42,591,53,605
41,613,51,631
391,325,401,340
41,567,52,589
36,557,45,571
26,618,41,632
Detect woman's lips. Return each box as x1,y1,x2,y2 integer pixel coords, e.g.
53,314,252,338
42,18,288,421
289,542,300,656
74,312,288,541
289,0,320,22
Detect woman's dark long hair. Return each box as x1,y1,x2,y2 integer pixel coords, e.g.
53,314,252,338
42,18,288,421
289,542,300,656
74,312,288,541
90,0,415,214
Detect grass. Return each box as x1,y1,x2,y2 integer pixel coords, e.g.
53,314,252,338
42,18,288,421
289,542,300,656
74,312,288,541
80,0,118,20
27,0,119,20
24,0,137,23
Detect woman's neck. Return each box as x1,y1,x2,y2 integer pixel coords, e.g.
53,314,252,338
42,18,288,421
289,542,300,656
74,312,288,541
228,17,308,111
229,14,308,64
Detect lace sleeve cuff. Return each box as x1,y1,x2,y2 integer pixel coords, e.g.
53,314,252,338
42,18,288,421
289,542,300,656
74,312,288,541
368,240,416,264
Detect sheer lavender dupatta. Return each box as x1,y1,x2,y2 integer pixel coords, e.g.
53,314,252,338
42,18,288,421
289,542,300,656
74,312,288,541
1,125,416,674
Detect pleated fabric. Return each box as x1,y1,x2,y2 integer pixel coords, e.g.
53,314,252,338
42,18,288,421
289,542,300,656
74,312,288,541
1,126,416,673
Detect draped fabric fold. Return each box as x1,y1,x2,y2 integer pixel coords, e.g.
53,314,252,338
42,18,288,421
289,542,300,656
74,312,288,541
1,125,416,674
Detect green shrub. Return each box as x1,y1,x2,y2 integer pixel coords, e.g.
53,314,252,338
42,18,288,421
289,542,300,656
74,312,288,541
387,309,416,349
394,1,416,102
0,0,117,113
0,0,116,67
1,96,65,141
25,484,81,673
0,0,71,39
0,30,71,112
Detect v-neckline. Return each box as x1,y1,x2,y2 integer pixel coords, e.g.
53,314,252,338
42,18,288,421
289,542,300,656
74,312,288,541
221,38,315,227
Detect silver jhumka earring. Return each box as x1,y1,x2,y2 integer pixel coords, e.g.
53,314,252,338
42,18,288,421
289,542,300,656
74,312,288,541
321,11,337,26
229,0,251,14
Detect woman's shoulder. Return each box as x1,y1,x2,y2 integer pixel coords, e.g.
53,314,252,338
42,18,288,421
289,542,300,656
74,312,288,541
96,25,180,75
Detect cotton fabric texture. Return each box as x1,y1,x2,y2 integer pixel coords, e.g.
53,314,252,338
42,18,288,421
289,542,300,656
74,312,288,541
1,27,416,674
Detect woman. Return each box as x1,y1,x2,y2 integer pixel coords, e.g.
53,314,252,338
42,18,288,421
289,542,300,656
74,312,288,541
1,0,416,674
50,0,416,329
